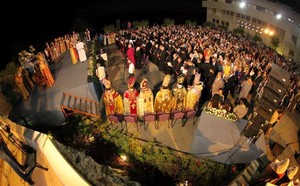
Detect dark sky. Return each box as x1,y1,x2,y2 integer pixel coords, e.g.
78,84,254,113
3,0,299,71
2,0,205,71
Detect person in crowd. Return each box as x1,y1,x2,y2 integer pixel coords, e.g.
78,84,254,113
186,73,204,111
224,69,237,100
69,43,78,64
254,158,290,185
154,74,172,113
15,70,30,100
128,59,135,79
275,165,298,186
123,77,139,115
137,78,154,117
238,75,253,101
126,43,135,66
233,98,249,119
211,71,225,97
102,79,124,118
75,40,87,63
171,74,187,111
37,53,55,87
85,28,91,42
95,63,106,91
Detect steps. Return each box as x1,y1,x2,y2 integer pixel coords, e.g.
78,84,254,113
60,92,100,119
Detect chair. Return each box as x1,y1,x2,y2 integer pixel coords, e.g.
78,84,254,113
156,112,170,129
170,110,185,128
107,114,124,129
142,112,156,130
123,114,138,131
182,110,198,127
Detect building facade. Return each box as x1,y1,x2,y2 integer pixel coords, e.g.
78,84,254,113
202,0,300,62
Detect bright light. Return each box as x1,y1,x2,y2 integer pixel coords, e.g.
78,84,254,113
120,154,128,161
269,31,274,36
276,14,282,19
239,2,246,8
264,29,270,34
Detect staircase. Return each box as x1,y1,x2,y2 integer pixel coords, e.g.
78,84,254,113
60,92,100,119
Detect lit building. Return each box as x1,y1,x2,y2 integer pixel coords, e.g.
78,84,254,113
202,0,300,62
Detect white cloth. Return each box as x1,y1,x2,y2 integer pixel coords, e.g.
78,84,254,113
75,42,87,62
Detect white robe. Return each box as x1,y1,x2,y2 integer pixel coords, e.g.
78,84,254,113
75,42,87,62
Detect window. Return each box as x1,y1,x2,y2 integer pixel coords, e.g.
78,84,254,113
212,19,216,23
225,0,232,3
216,20,219,24
236,13,240,18
226,11,230,15
257,19,262,25
221,10,225,14
252,18,257,23
246,16,250,21
291,35,297,45
256,6,265,12
213,8,217,13
289,49,294,57
226,22,229,27
221,21,225,25
241,15,245,19
231,12,234,16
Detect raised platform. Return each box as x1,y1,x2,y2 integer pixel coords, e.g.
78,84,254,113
190,111,266,164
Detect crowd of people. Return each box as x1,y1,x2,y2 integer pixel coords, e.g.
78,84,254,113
110,25,300,120
15,30,91,100
7,22,300,185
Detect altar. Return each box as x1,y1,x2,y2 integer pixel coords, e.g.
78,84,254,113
190,111,266,164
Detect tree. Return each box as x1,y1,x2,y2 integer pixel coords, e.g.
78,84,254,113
185,19,197,26
253,34,262,43
103,24,116,34
132,20,149,28
202,21,216,29
270,36,280,50
233,27,244,35
163,18,175,26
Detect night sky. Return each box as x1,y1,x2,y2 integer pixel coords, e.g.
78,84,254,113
2,0,205,71
2,0,299,71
